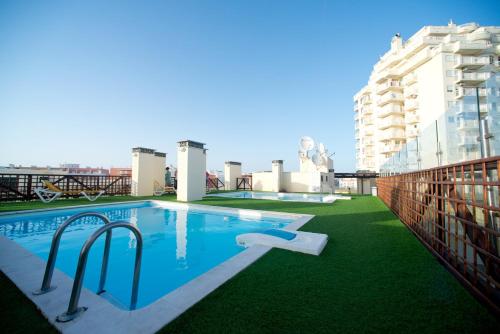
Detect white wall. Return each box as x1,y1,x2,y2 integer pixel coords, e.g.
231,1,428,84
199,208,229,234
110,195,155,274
251,172,274,191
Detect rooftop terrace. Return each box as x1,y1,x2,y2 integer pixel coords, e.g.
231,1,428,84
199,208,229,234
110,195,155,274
0,194,498,333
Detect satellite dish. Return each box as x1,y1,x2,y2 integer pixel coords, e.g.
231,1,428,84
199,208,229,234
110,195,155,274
311,153,321,165
318,143,326,154
300,136,315,152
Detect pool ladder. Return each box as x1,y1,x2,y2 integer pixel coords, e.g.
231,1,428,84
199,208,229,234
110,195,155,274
32,212,143,322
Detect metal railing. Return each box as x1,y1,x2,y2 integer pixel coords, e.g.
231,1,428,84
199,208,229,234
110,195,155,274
56,221,143,322
0,174,131,201
206,177,224,191
33,212,112,295
236,177,252,190
377,156,500,313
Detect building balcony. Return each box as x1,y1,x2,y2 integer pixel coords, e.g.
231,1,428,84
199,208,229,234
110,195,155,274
360,96,372,105
362,107,373,115
456,102,489,115
380,143,404,154
375,68,400,84
455,71,491,85
364,139,375,146
468,29,491,41
377,92,404,107
406,113,419,124
378,104,404,118
364,149,375,156
406,127,420,138
452,40,492,55
376,80,403,95
364,128,374,136
454,55,490,69
404,86,418,98
404,99,419,111
455,87,488,99
378,116,405,130
379,129,405,141
457,137,479,147
457,120,479,131
364,117,374,125
402,72,417,86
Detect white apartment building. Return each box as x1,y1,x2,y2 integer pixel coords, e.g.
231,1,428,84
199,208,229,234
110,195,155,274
354,22,500,172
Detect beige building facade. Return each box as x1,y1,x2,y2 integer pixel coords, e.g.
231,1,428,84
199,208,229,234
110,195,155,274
354,22,500,172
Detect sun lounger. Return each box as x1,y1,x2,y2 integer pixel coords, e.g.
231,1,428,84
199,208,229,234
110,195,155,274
34,180,105,203
153,180,176,196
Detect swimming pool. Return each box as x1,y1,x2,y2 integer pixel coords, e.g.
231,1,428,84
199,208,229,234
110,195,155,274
210,191,351,203
0,201,303,311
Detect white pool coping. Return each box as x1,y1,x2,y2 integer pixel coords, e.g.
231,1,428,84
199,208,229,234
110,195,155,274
0,200,314,334
208,191,351,203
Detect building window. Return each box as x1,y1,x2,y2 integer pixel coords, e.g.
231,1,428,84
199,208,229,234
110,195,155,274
446,70,456,77
445,55,455,62
447,85,454,93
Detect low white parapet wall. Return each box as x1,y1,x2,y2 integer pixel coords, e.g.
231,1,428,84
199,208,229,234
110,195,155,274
252,170,334,193
251,172,274,191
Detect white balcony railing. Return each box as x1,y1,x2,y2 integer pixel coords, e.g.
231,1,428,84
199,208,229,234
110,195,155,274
365,139,375,146
404,99,419,111
406,113,419,124
406,128,420,138
378,117,405,130
455,87,488,99
376,80,402,95
380,144,404,154
454,55,490,69
378,104,404,118
404,86,418,98
379,129,405,141
457,120,479,131
455,71,491,83
402,72,417,86
364,117,374,125
453,40,492,54
377,92,404,107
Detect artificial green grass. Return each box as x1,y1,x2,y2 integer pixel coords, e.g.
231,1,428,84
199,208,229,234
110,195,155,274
0,271,58,334
0,195,498,333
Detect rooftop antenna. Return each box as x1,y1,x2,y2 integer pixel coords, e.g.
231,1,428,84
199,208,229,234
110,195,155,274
299,136,315,158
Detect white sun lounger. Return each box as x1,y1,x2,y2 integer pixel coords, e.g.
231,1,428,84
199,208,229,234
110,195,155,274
236,229,328,256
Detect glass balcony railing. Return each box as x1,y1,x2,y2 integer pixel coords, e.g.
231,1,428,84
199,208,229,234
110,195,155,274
379,72,500,174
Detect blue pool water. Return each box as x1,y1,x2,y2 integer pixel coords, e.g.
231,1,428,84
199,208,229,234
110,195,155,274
211,191,344,203
0,202,291,309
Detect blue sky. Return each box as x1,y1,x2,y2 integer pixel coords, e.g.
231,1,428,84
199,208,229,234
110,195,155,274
0,0,499,172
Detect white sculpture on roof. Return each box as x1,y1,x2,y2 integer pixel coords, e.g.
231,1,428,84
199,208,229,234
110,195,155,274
299,136,333,173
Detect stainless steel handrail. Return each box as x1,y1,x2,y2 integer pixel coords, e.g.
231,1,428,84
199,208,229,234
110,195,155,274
56,221,143,322
33,212,112,295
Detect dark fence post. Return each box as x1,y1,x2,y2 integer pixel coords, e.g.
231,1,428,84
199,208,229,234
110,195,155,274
26,174,33,200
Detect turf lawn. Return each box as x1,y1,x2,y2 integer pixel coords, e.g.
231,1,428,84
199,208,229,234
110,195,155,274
0,195,498,333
